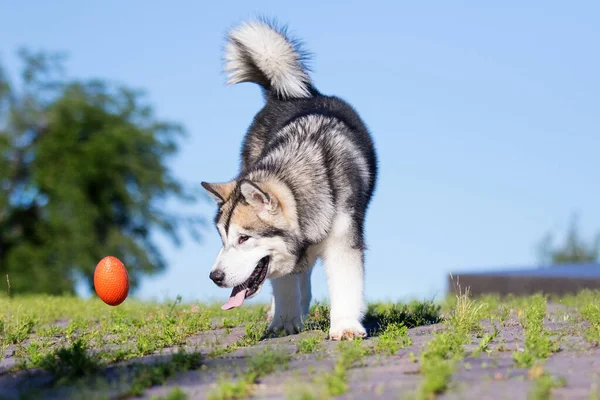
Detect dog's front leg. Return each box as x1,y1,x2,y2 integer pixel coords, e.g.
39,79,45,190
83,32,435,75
267,274,303,335
322,215,367,340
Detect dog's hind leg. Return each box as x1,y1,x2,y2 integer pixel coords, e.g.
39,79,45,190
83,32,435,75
299,267,313,319
267,265,313,324
322,212,367,340
299,246,320,319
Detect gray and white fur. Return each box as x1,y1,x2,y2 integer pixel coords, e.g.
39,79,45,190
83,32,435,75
202,19,377,340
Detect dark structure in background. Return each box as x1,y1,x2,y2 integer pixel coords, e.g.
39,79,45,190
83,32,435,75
448,264,600,297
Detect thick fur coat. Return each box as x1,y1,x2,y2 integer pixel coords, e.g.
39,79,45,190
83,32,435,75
202,19,377,340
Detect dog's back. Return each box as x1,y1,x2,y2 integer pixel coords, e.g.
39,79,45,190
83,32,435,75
243,95,377,188
225,21,377,235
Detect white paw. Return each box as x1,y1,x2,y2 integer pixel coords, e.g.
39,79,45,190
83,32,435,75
329,319,367,341
268,313,303,335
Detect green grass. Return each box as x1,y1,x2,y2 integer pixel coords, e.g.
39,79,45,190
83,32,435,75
208,377,254,400
418,330,468,399
0,313,36,347
246,347,291,378
0,293,443,399
151,387,189,400
36,339,101,384
319,339,371,396
374,322,411,355
471,324,500,357
417,285,480,400
527,364,566,400
304,302,331,332
1,294,266,369
446,290,488,334
207,320,269,358
5,290,595,400
578,303,600,344
11,347,203,399
285,382,330,400
364,300,442,334
0,293,265,398
297,336,323,354
304,299,442,336
512,294,560,368
208,347,291,400
124,350,203,397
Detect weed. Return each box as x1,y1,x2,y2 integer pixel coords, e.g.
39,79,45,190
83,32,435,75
320,339,370,396
23,340,48,368
209,319,270,359
0,294,261,377
221,317,236,329
127,365,178,397
498,304,511,325
208,376,254,400
527,364,566,400
322,362,347,397
239,320,268,346
151,387,188,400
418,330,467,398
579,303,600,344
285,385,328,400
297,336,322,354
171,350,204,371
208,347,290,399
419,355,455,398
37,339,101,384
471,324,500,357
1,313,36,345
417,282,476,399
375,323,411,356
304,303,331,332
124,350,202,397
446,288,487,334
247,347,290,379
512,294,560,368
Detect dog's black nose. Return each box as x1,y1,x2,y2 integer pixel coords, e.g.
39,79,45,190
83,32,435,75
210,270,225,285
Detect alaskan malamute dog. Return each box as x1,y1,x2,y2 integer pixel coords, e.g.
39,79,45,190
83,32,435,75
201,19,377,340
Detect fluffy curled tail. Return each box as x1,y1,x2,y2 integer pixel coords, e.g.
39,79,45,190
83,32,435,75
224,19,314,99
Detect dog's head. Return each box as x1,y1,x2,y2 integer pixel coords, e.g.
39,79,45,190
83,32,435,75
201,178,301,307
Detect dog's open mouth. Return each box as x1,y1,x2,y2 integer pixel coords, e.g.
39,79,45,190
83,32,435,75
221,256,269,311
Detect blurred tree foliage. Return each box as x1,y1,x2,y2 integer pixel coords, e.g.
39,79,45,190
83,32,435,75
0,50,203,295
537,214,600,265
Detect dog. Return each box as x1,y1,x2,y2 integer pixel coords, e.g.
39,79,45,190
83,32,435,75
201,19,377,340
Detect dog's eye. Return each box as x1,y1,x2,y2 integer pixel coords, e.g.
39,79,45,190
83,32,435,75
238,235,250,245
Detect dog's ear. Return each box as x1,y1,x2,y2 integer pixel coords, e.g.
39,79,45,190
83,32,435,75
239,180,279,213
201,181,237,205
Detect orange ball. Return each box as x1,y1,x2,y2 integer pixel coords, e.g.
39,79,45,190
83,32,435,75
94,256,129,306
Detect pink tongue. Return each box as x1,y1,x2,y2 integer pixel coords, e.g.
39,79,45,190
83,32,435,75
221,287,248,310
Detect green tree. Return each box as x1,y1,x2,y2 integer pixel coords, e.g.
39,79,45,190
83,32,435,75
537,214,600,265
0,50,203,295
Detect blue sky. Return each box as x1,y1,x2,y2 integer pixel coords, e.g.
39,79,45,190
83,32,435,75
1,1,599,305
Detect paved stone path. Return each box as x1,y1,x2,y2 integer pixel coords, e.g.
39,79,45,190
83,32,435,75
1,305,599,399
